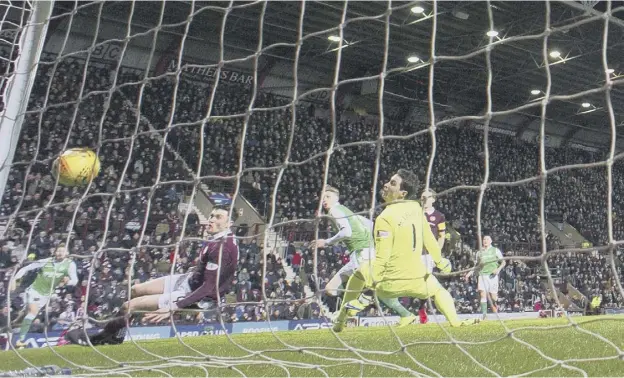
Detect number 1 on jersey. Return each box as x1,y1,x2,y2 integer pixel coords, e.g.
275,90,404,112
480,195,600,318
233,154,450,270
412,224,417,252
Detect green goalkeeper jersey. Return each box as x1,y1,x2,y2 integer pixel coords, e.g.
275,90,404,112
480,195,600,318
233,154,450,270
18,258,78,295
477,246,503,275
327,204,373,252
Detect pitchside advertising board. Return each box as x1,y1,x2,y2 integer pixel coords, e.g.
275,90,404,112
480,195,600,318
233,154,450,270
0,312,573,350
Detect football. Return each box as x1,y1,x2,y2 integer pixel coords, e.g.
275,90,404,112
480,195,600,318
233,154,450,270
51,148,101,187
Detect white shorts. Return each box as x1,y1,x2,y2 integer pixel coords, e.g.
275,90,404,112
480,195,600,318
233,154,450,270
157,273,192,310
477,274,499,294
337,248,375,277
25,287,50,312
421,254,435,274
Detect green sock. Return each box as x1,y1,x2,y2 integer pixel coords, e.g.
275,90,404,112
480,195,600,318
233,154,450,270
381,297,412,317
481,301,487,315
19,317,34,341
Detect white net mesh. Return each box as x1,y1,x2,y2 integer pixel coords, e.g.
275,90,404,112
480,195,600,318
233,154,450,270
1,0,624,376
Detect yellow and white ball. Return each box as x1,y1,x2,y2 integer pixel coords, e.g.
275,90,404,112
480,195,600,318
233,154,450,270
52,148,101,186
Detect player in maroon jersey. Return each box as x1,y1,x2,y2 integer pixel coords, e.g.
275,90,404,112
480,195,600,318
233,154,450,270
65,205,239,346
419,189,446,324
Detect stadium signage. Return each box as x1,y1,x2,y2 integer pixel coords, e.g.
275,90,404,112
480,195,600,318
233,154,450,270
174,325,230,337
301,89,331,103
241,326,280,333
473,122,516,136
0,333,61,349
166,60,254,86
125,326,170,341
290,321,332,331
231,321,289,334
91,42,123,63
359,316,400,327
569,143,599,153
125,333,162,341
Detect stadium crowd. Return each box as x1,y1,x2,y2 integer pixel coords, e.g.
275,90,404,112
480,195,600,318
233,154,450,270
1,52,623,335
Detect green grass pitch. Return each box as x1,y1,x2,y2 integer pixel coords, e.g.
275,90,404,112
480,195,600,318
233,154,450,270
3,316,624,376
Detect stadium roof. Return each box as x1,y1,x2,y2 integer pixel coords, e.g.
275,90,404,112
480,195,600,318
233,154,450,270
53,1,624,150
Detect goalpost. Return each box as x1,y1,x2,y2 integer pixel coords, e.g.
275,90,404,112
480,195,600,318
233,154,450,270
0,1,52,210
1,0,624,376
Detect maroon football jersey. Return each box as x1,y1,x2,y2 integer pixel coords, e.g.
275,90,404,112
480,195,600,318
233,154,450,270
426,208,446,240
423,208,446,254
175,231,239,309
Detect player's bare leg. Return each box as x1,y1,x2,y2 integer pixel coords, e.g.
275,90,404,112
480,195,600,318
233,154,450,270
132,277,166,296
489,292,498,315
323,274,348,314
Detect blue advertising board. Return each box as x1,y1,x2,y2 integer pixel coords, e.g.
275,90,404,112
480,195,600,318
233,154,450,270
0,319,331,350
287,319,332,331
172,324,231,337
231,320,290,334
125,326,170,341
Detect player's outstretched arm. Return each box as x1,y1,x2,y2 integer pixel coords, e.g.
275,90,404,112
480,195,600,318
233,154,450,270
313,208,353,249
13,259,47,280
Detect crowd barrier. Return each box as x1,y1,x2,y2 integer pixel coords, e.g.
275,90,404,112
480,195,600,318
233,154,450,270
0,311,561,350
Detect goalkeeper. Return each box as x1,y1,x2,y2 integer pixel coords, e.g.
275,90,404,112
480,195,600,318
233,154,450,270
333,169,478,331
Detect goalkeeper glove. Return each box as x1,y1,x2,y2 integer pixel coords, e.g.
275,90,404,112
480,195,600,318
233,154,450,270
436,258,452,274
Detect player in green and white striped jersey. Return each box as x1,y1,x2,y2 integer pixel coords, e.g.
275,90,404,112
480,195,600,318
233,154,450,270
464,235,506,320
10,244,78,348
310,186,375,305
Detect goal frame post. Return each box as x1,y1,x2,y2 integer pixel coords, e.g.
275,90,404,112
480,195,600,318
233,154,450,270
0,0,54,208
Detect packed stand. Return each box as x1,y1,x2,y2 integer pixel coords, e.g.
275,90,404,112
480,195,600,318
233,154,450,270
0,55,321,337
126,70,624,311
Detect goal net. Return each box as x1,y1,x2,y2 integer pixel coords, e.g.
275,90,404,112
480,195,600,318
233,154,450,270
1,0,623,376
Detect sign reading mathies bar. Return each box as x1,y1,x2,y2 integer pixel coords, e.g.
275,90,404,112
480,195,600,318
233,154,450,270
166,60,254,86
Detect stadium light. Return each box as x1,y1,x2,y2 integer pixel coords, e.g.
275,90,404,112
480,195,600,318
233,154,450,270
327,35,341,42
411,6,425,13
407,56,420,63
581,102,591,108
486,30,499,37
530,89,541,95
549,50,561,58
